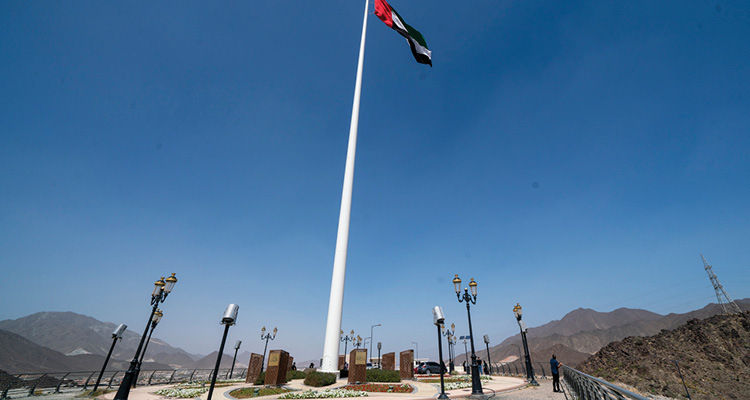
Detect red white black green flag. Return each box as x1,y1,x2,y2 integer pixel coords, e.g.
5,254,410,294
374,0,432,66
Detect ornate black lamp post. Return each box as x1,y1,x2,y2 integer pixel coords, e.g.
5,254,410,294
93,323,127,392
340,329,355,362
433,306,449,400
114,273,177,400
207,304,239,400
453,274,483,396
259,326,277,374
133,309,163,387
513,303,538,386
482,335,493,375
355,335,363,349
229,340,242,379
442,323,456,373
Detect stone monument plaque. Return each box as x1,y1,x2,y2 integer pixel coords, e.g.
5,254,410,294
338,355,346,370
287,356,294,371
382,352,395,371
399,350,414,380
264,350,289,386
347,349,367,383
245,353,263,384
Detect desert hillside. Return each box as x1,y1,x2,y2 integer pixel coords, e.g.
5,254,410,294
578,312,750,400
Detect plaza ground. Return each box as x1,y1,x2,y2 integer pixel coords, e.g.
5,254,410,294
95,375,573,400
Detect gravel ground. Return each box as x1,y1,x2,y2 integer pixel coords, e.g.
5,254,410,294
492,380,568,400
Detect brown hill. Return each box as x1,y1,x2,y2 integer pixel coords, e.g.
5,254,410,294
191,352,236,369
579,312,750,400
467,299,750,368
0,329,171,373
0,312,198,368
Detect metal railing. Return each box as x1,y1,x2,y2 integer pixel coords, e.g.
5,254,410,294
562,365,649,400
1,368,247,399
486,360,551,379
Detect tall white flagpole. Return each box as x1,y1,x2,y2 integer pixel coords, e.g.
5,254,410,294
320,0,369,373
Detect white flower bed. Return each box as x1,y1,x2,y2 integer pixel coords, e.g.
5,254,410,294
443,382,472,390
440,375,492,391
154,387,209,398
279,389,368,398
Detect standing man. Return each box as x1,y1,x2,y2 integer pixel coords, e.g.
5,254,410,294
550,354,562,392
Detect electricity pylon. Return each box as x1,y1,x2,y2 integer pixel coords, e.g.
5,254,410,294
701,254,742,314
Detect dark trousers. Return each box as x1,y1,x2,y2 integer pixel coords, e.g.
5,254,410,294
552,372,560,391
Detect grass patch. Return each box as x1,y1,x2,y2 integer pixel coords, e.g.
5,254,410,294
364,369,400,383
230,387,292,398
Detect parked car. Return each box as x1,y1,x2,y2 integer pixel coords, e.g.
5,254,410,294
415,361,444,374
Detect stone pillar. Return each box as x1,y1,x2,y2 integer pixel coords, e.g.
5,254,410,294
245,353,263,384
338,355,346,370
399,350,414,380
382,352,395,371
264,350,290,386
287,356,294,371
348,349,367,384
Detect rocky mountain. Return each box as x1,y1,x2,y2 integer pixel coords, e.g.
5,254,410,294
0,329,171,373
469,299,750,368
579,312,750,400
191,351,237,369
0,312,198,369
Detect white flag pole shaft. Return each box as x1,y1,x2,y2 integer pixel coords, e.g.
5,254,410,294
320,0,370,373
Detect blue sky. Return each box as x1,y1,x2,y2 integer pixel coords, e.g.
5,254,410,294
1,0,749,362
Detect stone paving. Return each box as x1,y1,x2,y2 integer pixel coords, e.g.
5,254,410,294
492,380,569,400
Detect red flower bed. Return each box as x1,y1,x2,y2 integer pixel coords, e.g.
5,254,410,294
341,384,414,393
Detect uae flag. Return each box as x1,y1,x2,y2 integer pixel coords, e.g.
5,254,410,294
374,0,432,66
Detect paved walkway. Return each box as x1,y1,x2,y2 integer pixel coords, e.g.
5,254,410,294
492,381,569,400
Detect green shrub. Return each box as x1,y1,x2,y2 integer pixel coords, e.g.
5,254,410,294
303,371,337,387
365,369,400,383
288,370,307,380
254,372,265,385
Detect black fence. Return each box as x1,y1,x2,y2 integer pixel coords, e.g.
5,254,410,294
1,368,247,400
451,360,552,379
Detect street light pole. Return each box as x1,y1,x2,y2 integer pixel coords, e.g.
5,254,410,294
483,335,492,375
340,330,355,364
513,303,538,386
433,306,449,400
462,337,469,367
411,341,419,362
377,342,382,369
442,323,455,373
114,273,177,400
93,324,127,392
453,274,483,396
133,309,163,387
259,327,277,374
370,324,381,365
230,340,242,379
207,305,239,400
